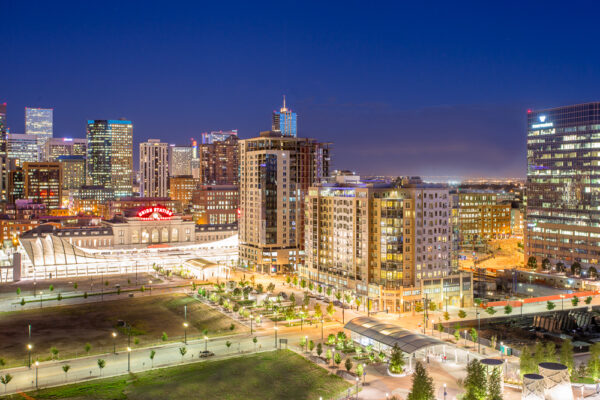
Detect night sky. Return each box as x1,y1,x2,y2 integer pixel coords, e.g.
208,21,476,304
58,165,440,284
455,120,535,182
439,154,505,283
3,1,600,178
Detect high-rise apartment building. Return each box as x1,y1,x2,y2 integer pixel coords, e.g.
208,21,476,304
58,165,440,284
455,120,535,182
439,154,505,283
58,155,86,190
301,175,468,312
272,97,297,137
198,135,239,185
239,130,330,273
201,130,238,144
0,103,6,134
87,120,133,198
168,145,193,177
526,103,600,267
25,107,53,149
0,103,8,202
43,138,87,162
23,162,62,209
7,134,40,165
140,139,169,198
169,175,198,208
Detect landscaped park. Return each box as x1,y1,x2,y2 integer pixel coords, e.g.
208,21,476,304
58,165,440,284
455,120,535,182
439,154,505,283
22,350,351,400
0,294,246,367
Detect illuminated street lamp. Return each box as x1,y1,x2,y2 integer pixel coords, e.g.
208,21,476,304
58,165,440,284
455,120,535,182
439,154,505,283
304,335,308,352
204,335,208,352
40,291,43,309
149,280,152,295
112,332,117,354
35,361,39,389
355,377,360,399
274,326,278,348
127,347,132,372
183,322,189,344
320,318,324,341
444,383,447,400
27,344,33,368
560,294,565,311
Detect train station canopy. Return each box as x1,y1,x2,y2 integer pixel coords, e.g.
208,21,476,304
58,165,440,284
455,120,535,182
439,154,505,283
344,317,445,354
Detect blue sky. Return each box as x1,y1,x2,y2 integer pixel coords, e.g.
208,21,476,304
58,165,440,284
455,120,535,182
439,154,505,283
3,0,600,177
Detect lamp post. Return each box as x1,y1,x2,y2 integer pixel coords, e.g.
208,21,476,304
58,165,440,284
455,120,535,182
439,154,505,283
250,308,253,334
274,326,278,348
444,383,447,400
112,332,117,354
321,318,324,341
476,309,481,353
27,343,33,368
183,322,189,344
464,330,467,347
35,361,39,389
520,299,524,319
362,364,366,384
355,377,359,399
204,335,208,352
127,347,131,372
305,335,308,352
40,291,43,309
560,294,565,311
149,280,152,295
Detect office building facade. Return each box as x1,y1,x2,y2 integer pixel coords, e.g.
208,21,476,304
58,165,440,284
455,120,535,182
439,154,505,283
7,134,40,165
25,107,53,148
169,175,198,208
168,145,193,177
140,139,169,197
239,131,330,273
272,97,297,137
198,135,239,185
23,162,62,209
191,185,238,225
526,102,600,267
87,120,133,198
201,130,238,144
43,138,87,162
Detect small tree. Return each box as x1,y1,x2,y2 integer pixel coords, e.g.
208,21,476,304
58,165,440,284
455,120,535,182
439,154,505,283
485,307,497,315
16,288,20,295
356,363,364,378
161,332,168,342
97,359,106,376
406,361,435,400
309,340,315,353
20,298,25,306
559,339,574,375
253,336,258,351
289,293,296,304
556,262,565,272
62,365,70,382
443,311,450,321
541,258,550,271
57,293,63,301
428,301,437,312
314,303,322,319
588,342,600,379
571,297,579,307
179,347,187,362
345,357,353,372
437,323,444,337
464,360,487,400
527,256,537,270
571,262,582,276
326,349,333,365
0,374,12,393
326,287,332,298
149,350,156,368
326,302,334,317
388,344,405,373
453,325,461,342
519,345,536,377
585,296,593,305
334,352,342,368
50,346,59,360
316,343,323,357
488,366,503,400
73,282,78,289
469,327,478,343
589,267,598,279
49,284,54,292
85,343,91,354
458,309,467,319
546,301,556,311
504,305,512,315
83,291,88,299
414,303,424,313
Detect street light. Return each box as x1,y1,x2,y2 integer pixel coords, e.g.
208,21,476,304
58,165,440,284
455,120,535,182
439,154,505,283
355,377,359,399
274,326,278,348
560,294,565,311
362,363,366,384
183,322,189,344
35,361,39,389
149,280,152,295
320,318,324,341
27,343,33,368
40,291,43,309
476,309,481,353
112,332,117,354
444,383,447,400
464,330,467,347
305,335,308,352
127,347,132,371
204,335,208,352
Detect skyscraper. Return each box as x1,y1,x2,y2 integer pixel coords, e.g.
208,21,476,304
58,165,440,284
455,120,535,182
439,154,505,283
140,139,169,197
526,102,600,268
201,130,238,144
23,162,62,209
7,134,39,166
43,138,87,162
272,97,297,137
25,107,53,149
0,103,6,135
168,145,193,177
87,119,133,198
239,130,330,273
198,135,239,185
0,103,9,202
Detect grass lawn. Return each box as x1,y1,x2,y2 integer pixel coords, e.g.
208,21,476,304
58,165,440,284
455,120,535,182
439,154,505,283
25,350,351,400
0,294,245,367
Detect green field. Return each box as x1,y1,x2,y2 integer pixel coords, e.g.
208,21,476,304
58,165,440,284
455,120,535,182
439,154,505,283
24,350,351,400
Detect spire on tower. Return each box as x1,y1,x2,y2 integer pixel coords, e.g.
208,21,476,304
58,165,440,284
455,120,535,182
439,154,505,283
281,95,288,112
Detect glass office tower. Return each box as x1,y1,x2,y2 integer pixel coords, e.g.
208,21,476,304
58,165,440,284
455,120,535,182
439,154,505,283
87,120,133,199
526,102,600,267
25,107,53,148
272,97,297,137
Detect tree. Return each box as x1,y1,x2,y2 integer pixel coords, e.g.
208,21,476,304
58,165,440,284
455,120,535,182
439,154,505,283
327,334,336,346
149,350,156,368
62,365,70,382
326,302,335,317
541,258,550,271
571,262,582,276
316,343,323,357
226,341,232,350
487,367,503,400
344,293,352,306
0,374,12,393
414,302,424,313
286,276,291,285
527,256,537,270
556,262,565,272
50,346,59,360
519,345,536,377
546,301,556,311
469,327,478,343
406,361,435,400
309,340,315,353
253,337,258,351
16,288,20,295
571,297,579,307
161,332,168,342
388,344,405,373
334,352,342,367
355,298,361,310
289,293,296,304
314,303,323,319
49,284,54,292
97,359,106,376
588,342,600,379
443,311,450,321
293,276,298,286
543,342,557,363
589,267,598,279
453,326,461,342
179,347,187,362
267,283,276,293
84,343,91,354
57,293,63,301
464,360,487,400
326,287,332,298
485,307,497,316
458,309,467,319
586,296,593,305
356,363,364,378
83,291,88,299
326,349,332,365
73,282,78,289
345,357,353,372
335,292,342,302
20,298,25,306
437,323,444,337
504,305,512,315
559,339,574,375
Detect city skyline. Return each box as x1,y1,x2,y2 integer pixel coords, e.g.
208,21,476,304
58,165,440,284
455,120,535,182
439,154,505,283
4,2,600,178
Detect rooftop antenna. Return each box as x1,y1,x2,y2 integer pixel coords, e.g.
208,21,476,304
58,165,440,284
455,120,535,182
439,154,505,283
281,95,287,112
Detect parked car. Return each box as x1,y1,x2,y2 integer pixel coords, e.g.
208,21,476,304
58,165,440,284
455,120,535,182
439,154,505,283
199,350,215,358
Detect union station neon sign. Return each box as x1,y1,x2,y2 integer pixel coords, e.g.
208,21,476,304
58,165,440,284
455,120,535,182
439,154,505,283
137,206,174,221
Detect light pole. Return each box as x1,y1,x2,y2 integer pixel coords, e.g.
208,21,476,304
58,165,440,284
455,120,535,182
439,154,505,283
444,383,447,400
274,326,278,348
321,318,324,341
250,308,253,334
520,299,524,319
355,377,359,399
464,330,467,347
476,309,481,353
204,335,208,352
112,332,117,354
27,343,33,368
149,280,152,295
35,361,39,389
305,335,308,352
40,291,43,309
127,347,131,372
362,363,366,384
560,294,565,311
183,322,189,344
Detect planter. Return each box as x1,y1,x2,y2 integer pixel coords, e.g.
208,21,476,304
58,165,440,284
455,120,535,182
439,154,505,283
387,368,410,378
336,370,358,380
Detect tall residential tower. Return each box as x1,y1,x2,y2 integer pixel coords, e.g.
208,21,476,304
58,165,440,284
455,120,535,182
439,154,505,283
140,139,169,197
